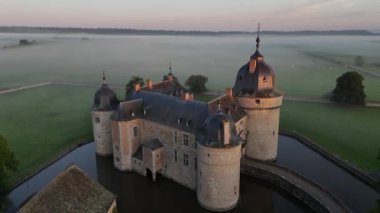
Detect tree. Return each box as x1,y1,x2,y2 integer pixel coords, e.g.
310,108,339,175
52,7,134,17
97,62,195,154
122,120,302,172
331,71,366,105
125,76,144,91
185,75,208,94
0,135,19,210
354,56,365,67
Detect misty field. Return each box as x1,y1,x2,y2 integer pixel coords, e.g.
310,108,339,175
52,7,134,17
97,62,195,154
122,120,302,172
281,101,380,172
0,85,95,185
0,34,379,100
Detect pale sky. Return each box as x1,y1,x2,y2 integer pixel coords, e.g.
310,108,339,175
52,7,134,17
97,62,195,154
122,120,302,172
0,0,379,31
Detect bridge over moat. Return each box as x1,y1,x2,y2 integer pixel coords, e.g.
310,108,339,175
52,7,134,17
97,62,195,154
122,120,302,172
241,158,351,213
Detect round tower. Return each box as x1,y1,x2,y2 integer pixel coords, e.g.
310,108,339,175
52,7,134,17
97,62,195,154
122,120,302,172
197,110,242,211
233,26,282,161
92,72,119,156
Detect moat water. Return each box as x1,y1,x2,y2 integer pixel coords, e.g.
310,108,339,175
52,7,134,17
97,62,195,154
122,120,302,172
6,136,379,213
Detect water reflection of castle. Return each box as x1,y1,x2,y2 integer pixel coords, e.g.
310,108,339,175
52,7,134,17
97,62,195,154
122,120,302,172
92,33,282,211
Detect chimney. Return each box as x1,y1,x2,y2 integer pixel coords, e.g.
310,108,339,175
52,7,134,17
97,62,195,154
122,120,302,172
223,120,230,146
225,88,232,97
181,92,193,101
146,79,153,89
134,83,141,92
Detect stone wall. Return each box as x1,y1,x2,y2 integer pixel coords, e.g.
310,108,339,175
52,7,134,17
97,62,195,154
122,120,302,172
197,144,241,211
112,118,198,190
139,119,198,189
92,110,115,156
240,160,351,213
237,96,282,161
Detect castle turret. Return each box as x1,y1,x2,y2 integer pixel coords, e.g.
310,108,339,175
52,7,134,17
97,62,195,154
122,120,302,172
92,72,119,156
197,109,242,211
233,25,282,161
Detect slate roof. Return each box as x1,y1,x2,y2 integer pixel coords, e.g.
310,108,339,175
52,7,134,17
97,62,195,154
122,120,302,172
133,146,143,160
233,49,280,98
19,165,115,213
201,111,241,148
127,79,187,98
208,95,245,123
113,99,144,121
93,83,119,111
118,90,211,134
143,139,163,150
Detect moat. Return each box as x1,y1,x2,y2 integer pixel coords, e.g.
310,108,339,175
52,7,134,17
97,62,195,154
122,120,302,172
6,135,379,212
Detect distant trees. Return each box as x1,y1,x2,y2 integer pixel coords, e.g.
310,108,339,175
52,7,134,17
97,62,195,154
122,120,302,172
331,71,366,105
354,56,365,67
126,76,144,91
0,135,19,210
185,75,208,94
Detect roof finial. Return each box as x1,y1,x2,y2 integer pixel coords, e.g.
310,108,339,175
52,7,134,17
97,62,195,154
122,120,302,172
256,23,261,49
169,62,172,74
102,70,106,84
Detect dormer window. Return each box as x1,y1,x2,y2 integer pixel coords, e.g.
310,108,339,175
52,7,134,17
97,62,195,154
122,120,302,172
178,117,183,125
133,126,139,137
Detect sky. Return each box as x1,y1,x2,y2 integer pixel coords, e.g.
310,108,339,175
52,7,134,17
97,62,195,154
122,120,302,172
0,0,379,31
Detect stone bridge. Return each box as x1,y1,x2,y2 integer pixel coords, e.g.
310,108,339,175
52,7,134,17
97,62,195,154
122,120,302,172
241,158,351,213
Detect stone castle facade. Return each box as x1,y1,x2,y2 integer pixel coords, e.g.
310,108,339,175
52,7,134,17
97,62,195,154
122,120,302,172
91,36,282,211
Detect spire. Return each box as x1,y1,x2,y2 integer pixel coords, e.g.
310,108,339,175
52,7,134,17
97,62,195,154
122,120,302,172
102,70,106,84
256,23,261,49
169,62,173,75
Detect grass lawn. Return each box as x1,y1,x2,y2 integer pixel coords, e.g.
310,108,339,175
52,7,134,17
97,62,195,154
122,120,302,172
0,85,97,187
280,101,380,172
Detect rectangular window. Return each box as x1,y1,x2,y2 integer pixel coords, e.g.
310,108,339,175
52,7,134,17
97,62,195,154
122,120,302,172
255,99,260,104
115,145,119,151
183,133,189,146
95,117,100,123
174,150,177,162
133,126,139,137
194,142,197,150
183,154,189,166
116,157,120,162
194,158,197,170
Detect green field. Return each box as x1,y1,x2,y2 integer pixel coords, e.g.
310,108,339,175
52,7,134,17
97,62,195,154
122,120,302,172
0,85,96,186
280,101,380,172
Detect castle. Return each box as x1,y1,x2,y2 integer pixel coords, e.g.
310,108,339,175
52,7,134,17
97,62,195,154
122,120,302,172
91,34,282,211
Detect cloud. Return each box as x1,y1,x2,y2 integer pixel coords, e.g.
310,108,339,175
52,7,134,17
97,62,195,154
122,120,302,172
293,0,355,15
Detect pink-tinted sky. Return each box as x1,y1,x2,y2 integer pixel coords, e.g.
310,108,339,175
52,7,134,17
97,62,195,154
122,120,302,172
0,0,378,31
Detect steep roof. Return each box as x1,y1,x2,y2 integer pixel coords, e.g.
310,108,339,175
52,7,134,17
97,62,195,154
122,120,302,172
93,83,119,111
127,79,187,98
116,90,210,134
143,139,164,150
19,165,115,213
208,94,245,123
115,89,246,135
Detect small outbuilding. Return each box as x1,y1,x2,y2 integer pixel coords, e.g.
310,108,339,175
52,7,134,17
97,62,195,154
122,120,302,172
18,165,116,213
